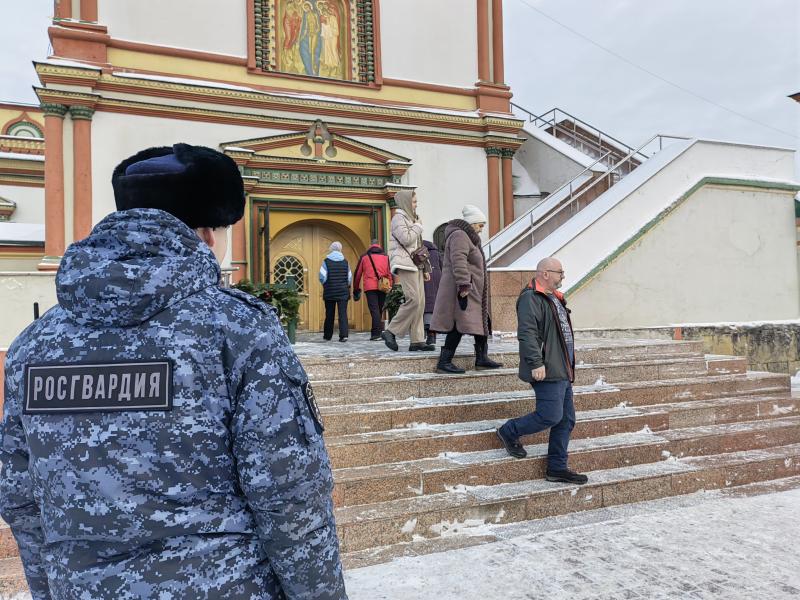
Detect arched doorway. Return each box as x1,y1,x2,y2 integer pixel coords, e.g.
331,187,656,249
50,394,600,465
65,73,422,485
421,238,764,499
270,219,369,332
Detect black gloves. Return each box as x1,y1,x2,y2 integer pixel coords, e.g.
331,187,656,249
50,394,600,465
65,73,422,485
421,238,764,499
353,290,361,301
458,295,468,311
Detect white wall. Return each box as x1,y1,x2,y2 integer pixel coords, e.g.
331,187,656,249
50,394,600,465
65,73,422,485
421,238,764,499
0,272,57,347
0,184,44,223
356,137,489,241
515,134,587,194
99,0,248,57
568,184,800,328
379,0,478,88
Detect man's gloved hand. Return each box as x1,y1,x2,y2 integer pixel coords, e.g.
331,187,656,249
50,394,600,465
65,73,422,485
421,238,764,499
353,290,361,301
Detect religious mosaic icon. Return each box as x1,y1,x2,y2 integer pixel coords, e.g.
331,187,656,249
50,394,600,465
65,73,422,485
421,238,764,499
254,0,377,83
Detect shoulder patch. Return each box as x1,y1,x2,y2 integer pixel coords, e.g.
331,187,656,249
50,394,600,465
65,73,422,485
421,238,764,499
218,287,276,315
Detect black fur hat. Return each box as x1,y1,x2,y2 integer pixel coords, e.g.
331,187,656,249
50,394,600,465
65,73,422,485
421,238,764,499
112,143,245,229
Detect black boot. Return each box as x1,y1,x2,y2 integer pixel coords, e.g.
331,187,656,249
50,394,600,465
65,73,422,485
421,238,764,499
425,326,436,346
475,339,502,370
436,347,465,374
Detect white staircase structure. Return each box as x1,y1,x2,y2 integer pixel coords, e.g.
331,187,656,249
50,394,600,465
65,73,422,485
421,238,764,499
486,105,800,329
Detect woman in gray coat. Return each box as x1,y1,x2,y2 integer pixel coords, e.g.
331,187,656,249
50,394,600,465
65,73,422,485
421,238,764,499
382,190,435,352
430,205,502,373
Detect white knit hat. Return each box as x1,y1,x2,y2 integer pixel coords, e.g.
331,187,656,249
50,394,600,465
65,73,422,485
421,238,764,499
329,241,342,252
462,204,487,225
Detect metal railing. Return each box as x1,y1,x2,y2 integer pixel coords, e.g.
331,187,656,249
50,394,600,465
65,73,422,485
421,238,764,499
485,133,689,266
484,150,612,261
511,104,648,165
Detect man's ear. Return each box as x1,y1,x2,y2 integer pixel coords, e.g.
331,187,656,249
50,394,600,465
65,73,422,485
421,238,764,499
194,226,216,249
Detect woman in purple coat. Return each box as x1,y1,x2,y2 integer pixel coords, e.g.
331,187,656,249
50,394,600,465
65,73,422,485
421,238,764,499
423,239,442,346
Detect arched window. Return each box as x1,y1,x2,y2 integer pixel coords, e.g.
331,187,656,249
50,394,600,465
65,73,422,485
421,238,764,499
273,254,306,292
5,121,43,139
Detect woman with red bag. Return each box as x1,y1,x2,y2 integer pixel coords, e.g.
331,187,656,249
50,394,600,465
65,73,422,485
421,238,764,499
353,241,393,340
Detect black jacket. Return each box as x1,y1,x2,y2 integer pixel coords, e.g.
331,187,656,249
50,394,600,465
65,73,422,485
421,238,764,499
516,279,575,383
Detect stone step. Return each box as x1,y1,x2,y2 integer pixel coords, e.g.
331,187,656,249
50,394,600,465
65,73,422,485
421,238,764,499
325,393,800,469
302,341,706,381
313,356,715,403
334,439,800,553
331,413,800,506
0,519,15,561
320,373,783,436
319,371,788,433
341,474,800,570
0,557,26,597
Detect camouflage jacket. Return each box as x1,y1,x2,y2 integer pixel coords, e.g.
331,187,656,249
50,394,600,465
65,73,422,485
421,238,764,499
0,209,347,599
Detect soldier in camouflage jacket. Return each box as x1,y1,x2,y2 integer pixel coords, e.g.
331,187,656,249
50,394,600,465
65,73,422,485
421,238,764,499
0,144,347,599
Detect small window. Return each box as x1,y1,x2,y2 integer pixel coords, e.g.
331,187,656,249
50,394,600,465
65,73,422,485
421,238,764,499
273,255,306,292
5,121,43,139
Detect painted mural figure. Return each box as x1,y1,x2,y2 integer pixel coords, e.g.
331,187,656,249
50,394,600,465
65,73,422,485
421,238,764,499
299,1,322,76
282,0,304,74
319,1,342,78
280,0,345,80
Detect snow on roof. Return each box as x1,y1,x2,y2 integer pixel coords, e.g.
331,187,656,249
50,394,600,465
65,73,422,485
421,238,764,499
222,146,255,153
522,125,607,172
0,152,45,162
109,72,484,118
38,58,103,71
0,222,45,244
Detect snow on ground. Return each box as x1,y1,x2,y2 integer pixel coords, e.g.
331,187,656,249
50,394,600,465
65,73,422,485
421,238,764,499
344,483,800,600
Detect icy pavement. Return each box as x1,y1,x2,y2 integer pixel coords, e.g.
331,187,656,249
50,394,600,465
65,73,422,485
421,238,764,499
344,479,800,600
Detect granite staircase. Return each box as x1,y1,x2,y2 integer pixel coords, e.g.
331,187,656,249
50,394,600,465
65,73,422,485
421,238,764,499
301,337,799,567
1,337,798,593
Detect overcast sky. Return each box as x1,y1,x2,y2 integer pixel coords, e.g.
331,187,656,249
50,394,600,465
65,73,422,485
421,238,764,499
1,1,798,164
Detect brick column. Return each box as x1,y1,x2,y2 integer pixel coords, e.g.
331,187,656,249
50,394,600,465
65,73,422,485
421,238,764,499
39,103,68,271
54,0,71,19
70,106,94,242
477,0,490,82
501,148,515,226
80,0,98,21
491,0,505,84
485,147,502,236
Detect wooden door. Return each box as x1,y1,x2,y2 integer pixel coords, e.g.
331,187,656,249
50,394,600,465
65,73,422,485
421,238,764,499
270,222,368,332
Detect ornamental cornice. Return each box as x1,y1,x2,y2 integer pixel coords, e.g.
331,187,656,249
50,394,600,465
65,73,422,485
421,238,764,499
34,62,102,86
35,88,101,110
40,103,69,118
0,136,46,155
69,106,96,120
93,72,522,134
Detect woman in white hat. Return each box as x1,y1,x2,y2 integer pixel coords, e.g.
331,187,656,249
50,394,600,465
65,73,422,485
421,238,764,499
430,204,502,373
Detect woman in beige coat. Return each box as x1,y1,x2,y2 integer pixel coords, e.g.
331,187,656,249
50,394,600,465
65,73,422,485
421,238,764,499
430,205,502,373
382,190,435,352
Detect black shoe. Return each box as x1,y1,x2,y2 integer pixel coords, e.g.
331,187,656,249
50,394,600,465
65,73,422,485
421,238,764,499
545,468,588,485
435,347,465,374
474,342,502,370
369,335,382,341
339,337,348,342
381,330,398,351
409,343,436,351
496,427,527,459
322,337,332,342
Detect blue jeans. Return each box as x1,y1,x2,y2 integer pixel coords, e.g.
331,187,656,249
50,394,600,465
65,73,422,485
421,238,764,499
500,380,575,471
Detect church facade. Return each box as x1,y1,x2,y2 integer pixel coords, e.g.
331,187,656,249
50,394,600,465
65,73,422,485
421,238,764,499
13,0,523,332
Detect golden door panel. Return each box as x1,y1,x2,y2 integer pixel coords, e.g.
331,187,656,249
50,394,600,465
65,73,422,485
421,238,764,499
270,220,369,332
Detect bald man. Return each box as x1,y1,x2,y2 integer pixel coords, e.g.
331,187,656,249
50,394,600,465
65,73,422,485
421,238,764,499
496,257,588,484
